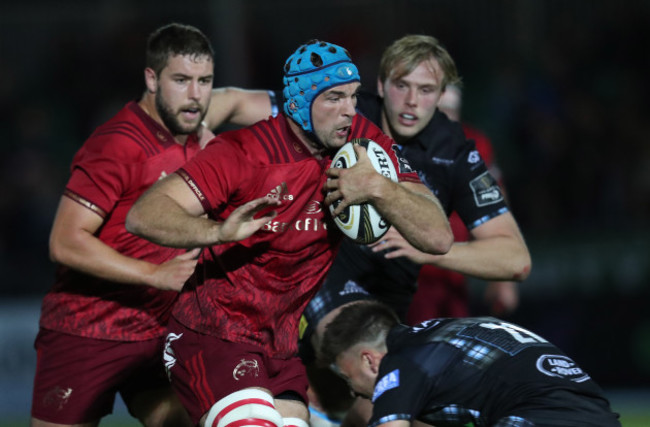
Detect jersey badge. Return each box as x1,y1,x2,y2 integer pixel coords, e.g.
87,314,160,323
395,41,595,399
469,171,504,207
372,369,400,402
536,354,591,383
43,386,73,411
233,358,260,380
467,150,481,164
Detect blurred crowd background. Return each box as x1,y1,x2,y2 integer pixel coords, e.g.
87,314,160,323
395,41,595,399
1,0,649,419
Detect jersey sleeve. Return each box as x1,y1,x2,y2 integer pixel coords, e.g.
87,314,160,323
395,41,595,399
65,133,142,217
450,140,509,230
176,134,250,216
368,353,432,427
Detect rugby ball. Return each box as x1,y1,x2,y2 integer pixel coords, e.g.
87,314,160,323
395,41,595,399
329,138,398,244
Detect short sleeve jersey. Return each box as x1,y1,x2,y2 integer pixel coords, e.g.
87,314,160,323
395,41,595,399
171,114,420,358
369,318,620,427
39,101,201,341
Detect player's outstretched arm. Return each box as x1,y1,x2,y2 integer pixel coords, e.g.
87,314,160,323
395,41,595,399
126,173,280,248
203,87,273,130
49,196,200,290
325,144,452,255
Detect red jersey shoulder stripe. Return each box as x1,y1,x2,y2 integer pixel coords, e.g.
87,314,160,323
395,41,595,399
350,115,373,140
94,121,161,157
249,121,291,164
63,189,107,218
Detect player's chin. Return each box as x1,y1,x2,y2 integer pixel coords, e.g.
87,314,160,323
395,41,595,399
331,134,350,149
178,121,202,135
394,124,421,140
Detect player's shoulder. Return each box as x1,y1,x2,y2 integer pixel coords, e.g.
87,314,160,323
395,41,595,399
202,115,284,160
350,113,389,145
418,111,473,156
80,102,162,161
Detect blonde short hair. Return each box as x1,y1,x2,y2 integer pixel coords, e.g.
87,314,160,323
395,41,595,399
378,35,461,89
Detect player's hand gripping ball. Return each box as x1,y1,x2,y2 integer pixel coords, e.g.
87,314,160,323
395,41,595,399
329,138,398,244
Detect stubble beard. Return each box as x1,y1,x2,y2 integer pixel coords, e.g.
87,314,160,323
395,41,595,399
155,91,204,136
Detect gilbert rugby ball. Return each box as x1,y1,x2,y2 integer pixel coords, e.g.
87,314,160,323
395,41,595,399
329,138,398,244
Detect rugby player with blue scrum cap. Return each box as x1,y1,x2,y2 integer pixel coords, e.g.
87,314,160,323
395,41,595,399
126,40,451,427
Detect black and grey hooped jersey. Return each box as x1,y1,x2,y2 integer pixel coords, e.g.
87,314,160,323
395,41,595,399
368,317,620,427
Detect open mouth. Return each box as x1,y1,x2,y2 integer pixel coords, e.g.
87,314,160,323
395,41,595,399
336,125,351,137
180,106,202,120
398,112,418,125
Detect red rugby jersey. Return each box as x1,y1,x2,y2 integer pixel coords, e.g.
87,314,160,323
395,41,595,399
39,101,201,341
173,113,419,357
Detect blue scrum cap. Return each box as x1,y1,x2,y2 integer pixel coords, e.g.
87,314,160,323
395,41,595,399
283,40,360,133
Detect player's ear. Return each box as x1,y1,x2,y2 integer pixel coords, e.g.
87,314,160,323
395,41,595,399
362,350,380,374
377,77,385,98
144,67,158,93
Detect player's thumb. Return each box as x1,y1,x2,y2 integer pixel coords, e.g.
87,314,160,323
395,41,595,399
178,247,201,260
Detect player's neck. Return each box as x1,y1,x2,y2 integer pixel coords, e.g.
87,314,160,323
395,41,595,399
380,110,407,146
287,118,327,159
380,111,395,141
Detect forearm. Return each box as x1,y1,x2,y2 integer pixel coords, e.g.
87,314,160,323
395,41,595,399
126,190,221,248
50,230,160,286
420,235,531,281
372,181,452,254
204,87,272,129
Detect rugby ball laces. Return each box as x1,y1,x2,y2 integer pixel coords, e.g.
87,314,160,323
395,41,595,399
329,138,398,244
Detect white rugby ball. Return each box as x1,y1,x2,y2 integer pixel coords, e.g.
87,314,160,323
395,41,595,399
329,138,398,244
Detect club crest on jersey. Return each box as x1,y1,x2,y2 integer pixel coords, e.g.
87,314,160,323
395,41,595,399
233,358,260,380
467,150,481,164
536,355,590,383
372,369,400,402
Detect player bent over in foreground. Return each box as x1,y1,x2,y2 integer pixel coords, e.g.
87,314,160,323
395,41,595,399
320,301,621,427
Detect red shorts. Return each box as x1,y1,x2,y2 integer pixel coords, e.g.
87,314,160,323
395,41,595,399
166,316,309,425
31,328,170,424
